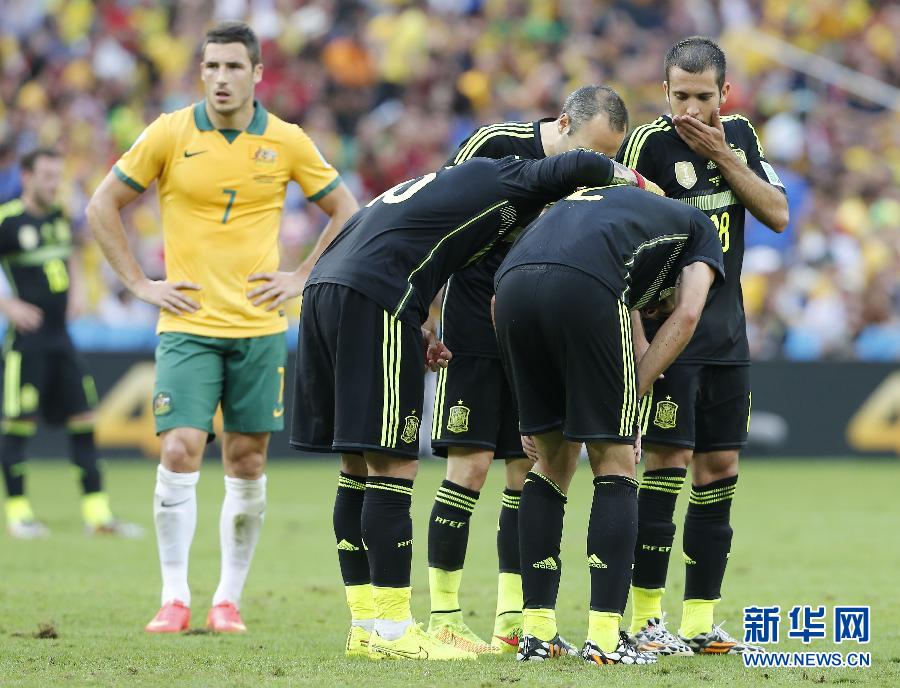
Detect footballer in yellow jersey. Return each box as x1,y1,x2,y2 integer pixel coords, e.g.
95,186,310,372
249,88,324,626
87,21,358,635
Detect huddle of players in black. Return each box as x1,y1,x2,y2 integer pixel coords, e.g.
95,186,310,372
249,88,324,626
291,34,788,665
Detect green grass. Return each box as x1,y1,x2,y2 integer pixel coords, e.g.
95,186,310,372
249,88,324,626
1,458,898,687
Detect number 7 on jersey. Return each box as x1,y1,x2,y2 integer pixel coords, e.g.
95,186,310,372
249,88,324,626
222,188,237,223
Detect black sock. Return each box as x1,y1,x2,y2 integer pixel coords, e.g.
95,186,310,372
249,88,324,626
683,475,737,600
1,434,28,497
68,431,102,494
633,467,686,589
519,471,566,610
588,475,639,614
497,488,521,574
334,472,370,585
362,475,414,588
427,479,479,571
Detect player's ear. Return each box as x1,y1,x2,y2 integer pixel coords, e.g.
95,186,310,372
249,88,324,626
558,113,569,135
663,81,671,106
253,63,263,84
720,81,730,105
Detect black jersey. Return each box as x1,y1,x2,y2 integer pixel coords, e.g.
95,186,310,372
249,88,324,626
616,114,785,364
441,120,549,357
0,198,73,344
495,184,725,307
307,150,615,327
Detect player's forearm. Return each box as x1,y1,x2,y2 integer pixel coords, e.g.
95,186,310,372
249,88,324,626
716,154,789,232
635,307,700,396
86,196,147,291
631,310,650,362
298,218,342,273
298,189,358,274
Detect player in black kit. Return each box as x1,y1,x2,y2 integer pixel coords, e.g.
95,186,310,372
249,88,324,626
493,183,724,666
427,86,633,655
616,37,788,655
291,148,651,660
0,149,141,539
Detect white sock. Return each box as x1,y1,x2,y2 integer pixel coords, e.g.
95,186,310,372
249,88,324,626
375,617,413,641
212,474,267,607
153,465,199,607
352,619,375,632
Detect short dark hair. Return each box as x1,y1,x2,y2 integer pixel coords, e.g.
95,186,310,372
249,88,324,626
21,148,61,172
203,21,261,66
665,36,727,90
562,85,628,134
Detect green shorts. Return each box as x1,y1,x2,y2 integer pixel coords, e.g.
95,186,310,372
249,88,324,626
153,332,287,437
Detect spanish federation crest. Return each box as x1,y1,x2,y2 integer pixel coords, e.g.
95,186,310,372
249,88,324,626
653,397,678,429
674,161,697,189
447,402,471,434
400,414,420,444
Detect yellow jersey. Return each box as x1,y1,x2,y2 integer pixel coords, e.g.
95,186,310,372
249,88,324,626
113,100,340,338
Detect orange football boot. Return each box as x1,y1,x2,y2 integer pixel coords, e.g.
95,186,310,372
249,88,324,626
207,601,247,633
145,600,190,633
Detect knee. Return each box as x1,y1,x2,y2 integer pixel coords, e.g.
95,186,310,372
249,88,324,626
692,451,738,484
160,431,205,472
365,453,417,481
446,450,491,490
643,444,692,471
226,449,266,480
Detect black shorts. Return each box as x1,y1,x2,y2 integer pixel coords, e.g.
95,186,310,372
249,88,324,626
431,355,526,460
494,265,638,443
3,336,96,425
291,283,425,459
639,362,750,453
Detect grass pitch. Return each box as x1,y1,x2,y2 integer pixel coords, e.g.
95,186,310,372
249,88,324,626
1,458,898,687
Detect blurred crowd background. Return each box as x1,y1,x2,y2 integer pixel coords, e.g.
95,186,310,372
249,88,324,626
1,0,898,360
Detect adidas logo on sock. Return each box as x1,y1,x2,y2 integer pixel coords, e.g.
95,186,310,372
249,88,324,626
532,557,558,570
587,554,607,569
337,539,360,551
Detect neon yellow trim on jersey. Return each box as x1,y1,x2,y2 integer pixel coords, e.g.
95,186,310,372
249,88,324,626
454,122,534,164
622,118,669,169
432,367,448,440
0,199,25,224
3,350,22,418
5,244,72,267
2,419,36,436
721,114,765,157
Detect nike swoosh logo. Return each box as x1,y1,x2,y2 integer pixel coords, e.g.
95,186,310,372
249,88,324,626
378,646,429,659
273,408,284,418
146,619,173,629
183,150,207,158
494,634,519,647
160,498,190,508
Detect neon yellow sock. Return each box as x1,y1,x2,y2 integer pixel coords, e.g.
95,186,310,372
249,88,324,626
373,586,412,621
523,608,557,641
81,492,113,527
630,586,665,633
494,572,523,617
429,567,462,613
345,583,376,621
680,598,719,638
588,611,622,653
5,496,34,524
